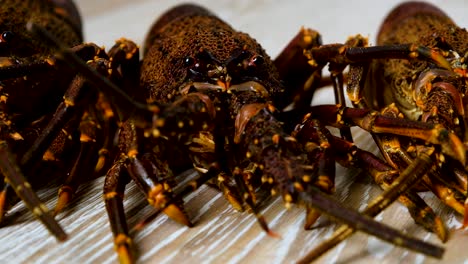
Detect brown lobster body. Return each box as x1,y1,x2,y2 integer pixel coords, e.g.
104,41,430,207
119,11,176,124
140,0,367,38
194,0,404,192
11,2,466,263
367,2,468,131
295,2,468,262
1,0,82,118
141,7,283,104
0,0,130,241
363,2,468,206
91,3,453,263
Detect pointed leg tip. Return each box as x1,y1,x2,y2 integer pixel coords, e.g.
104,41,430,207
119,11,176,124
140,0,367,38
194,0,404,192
433,218,449,243
55,187,74,216
54,196,70,217
460,199,468,230
267,230,282,239
163,204,192,227
304,208,321,230
117,246,134,264
57,232,68,242
0,192,7,223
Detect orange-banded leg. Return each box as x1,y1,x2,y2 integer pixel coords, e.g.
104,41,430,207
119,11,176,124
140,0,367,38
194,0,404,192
0,72,80,239
14,42,128,216
299,35,453,142
298,138,445,263
0,141,67,240
0,114,43,220
295,115,445,236
346,57,468,226
339,103,466,216
133,152,192,227
292,117,336,229
20,44,108,170
94,92,118,174
104,159,133,264
273,27,322,111
132,162,223,232
336,105,452,239
273,28,355,141
0,58,65,234
188,130,244,212
54,109,102,215
377,133,466,223
232,166,279,237
353,89,467,217
211,171,243,212
117,120,191,227
308,104,465,164
297,104,463,260
0,113,78,221
304,42,452,72
374,106,466,219
15,64,99,220
235,103,444,258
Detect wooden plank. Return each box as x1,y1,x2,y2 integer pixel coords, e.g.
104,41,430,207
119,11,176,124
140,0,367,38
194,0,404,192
0,0,467,263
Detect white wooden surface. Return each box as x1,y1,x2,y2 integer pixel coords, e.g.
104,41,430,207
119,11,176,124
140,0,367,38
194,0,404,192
1,0,468,263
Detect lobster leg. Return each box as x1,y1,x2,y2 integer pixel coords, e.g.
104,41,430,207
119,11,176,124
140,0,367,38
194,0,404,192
273,28,322,110
308,104,465,164
0,141,67,240
132,162,223,233
104,159,133,264
291,117,336,229
117,120,192,227
23,41,134,215
305,42,451,71
20,44,108,169
94,92,118,174
298,147,444,263
295,115,446,236
234,100,444,257
348,64,467,213
232,166,279,237
54,109,102,215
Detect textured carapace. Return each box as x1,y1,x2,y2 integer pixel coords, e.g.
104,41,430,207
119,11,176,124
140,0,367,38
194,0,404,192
368,1,468,126
0,0,83,120
141,4,284,106
0,0,82,56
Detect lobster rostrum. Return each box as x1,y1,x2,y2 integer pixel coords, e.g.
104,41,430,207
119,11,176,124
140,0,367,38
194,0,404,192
30,3,465,263
298,1,468,262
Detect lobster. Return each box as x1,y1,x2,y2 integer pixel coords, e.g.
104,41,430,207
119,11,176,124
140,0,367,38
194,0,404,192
28,3,462,263
1,1,464,263
299,1,468,262
0,0,140,241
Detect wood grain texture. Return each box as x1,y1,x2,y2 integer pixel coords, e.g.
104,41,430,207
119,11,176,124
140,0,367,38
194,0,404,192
1,0,468,263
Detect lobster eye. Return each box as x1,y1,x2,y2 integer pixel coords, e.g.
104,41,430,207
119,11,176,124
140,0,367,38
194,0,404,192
0,31,14,42
250,55,264,66
184,56,195,66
